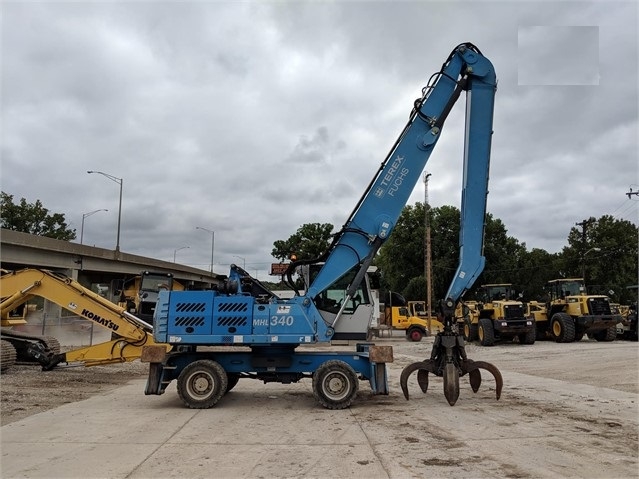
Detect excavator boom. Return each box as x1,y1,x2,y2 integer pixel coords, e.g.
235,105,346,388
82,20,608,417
1,268,169,370
306,43,495,305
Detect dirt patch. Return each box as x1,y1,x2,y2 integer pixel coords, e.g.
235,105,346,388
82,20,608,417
1,358,148,426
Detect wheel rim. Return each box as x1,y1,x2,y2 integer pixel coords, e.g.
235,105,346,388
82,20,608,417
186,371,214,399
464,323,470,338
552,321,561,336
479,326,484,341
321,371,351,401
411,330,421,341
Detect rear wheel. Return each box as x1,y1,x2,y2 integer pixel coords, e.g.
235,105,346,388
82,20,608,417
536,323,548,341
551,313,576,342
177,360,228,409
312,360,358,409
407,327,423,342
593,326,617,342
478,318,495,346
463,318,478,342
518,329,536,345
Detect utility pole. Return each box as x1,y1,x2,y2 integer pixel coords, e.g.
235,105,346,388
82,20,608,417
424,172,433,334
575,219,594,245
628,188,639,309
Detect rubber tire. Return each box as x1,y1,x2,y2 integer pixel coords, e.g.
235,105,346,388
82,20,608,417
407,327,423,342
478,318,495,346
536,324,548,341
463,318,478,342
312,360,359,410
518,329,536,345
177,359,228,409
551,313,576,343
1,340,17,372
593,326,617,342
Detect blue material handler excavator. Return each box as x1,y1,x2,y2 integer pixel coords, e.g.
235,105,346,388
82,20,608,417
142,43,503,409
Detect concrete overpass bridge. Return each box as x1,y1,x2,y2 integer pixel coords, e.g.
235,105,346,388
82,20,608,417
0,228,223,291
1,229,225,339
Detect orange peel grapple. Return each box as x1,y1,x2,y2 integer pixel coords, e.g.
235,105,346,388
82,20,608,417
400,299,503,406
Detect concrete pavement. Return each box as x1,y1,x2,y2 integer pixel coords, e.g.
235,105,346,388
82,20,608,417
2,376,398,479
2,338,638,479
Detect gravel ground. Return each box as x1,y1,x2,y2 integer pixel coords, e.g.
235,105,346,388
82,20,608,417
1,358,148,426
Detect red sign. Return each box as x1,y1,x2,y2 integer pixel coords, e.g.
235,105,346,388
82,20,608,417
270,263,290,275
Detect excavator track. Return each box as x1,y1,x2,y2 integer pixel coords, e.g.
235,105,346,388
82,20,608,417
1,339,18,372
0,328,61,368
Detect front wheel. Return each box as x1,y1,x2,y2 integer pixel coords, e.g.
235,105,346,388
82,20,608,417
551,313,575,342
177,360,228,409
312,360,359,409
478,318,495,346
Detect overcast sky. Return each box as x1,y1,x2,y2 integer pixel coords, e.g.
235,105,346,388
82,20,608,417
2,1,637,280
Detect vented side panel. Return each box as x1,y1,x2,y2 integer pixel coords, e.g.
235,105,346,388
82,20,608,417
166,292,215,336
213,297,253,335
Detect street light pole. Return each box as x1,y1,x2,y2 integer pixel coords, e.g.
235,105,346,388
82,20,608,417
174,246,190,263
81,209,108,244
196,226,215,273
87,170,123,252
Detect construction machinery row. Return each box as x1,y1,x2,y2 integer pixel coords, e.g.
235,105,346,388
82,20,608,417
454,278,623,346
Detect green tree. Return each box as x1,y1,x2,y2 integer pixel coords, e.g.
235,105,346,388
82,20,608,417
512,248,562,301
271,223,334,261
1,192,76,241
375,203,428,296
563,215,638,304
403,275,427,302
376,203,548,302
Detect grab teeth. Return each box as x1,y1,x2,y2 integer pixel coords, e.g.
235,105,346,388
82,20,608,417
400,357,502,406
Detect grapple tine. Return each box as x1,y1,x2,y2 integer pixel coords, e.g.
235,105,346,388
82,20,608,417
400,361,426,400
468,368,482,393
417,369,429,393
473,360,503,400
443,362,460,406
401,360,438,400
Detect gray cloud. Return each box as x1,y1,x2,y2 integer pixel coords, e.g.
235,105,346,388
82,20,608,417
1,1,637,279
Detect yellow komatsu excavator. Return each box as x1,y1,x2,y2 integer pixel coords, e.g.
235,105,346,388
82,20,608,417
0,268,170,371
